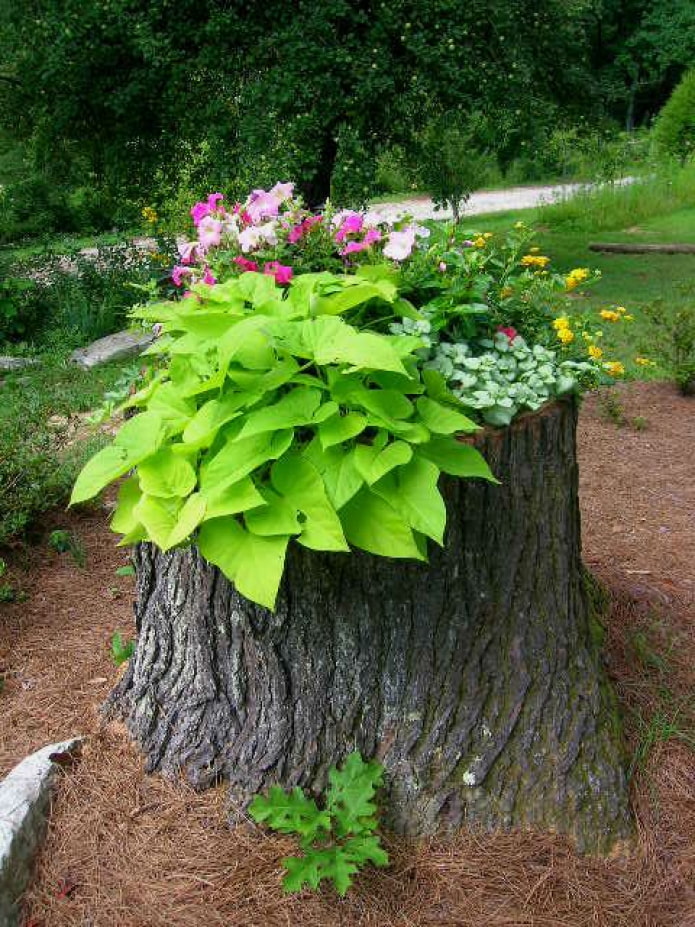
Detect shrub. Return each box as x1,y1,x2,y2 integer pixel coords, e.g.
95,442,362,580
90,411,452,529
419,114,496,222
652,69,695,163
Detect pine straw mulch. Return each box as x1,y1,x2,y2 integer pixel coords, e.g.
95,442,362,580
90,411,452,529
0,380,693,926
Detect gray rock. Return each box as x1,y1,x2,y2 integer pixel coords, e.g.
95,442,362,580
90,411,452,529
0,738,82,926
0,357,37,372
70,329,154,369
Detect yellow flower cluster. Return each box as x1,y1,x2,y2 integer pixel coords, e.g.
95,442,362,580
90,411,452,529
500,285,513,299
473,233,493,248
588,345,603,360
604,361,625,377
565,267,590,290
553,316,574,344
521,253,550,269
142,206,158,224
635,357,655,367
600,306,633,323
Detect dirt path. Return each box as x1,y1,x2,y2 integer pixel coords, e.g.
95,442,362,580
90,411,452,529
1,381,694,926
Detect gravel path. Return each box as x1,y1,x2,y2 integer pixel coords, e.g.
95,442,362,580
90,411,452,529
373,178,633,223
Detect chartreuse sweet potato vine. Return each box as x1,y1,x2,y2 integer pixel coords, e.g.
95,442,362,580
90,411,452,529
71,267,496,609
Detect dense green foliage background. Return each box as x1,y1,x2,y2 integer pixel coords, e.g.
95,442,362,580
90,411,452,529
0,0,693,230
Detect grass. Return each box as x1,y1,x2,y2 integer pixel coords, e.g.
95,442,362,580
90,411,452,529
0,353,134,545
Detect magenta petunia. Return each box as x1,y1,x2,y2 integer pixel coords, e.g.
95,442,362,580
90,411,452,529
335,213,364,242
233,256,259,273
202,266,217,286
263,261,293,285
171,265,192,287
497,326,519,341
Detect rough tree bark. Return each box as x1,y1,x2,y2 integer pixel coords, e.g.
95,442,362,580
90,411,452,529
107,399,633,853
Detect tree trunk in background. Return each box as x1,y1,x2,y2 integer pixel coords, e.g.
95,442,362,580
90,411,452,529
108,400,633,853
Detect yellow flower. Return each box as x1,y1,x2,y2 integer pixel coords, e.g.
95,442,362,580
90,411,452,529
588,345,603,359
557,328,575,344
500,286,513,299
473,236,487,248
600,309,621,322
624,314,634,321
483,232,493,239
521,254,550,268
604,361,625,376
529,246,540,253
565,267,590,290
514,221,525,229
616,306,627,314
552,316,570,330
141,206,158,224
635,356,654,367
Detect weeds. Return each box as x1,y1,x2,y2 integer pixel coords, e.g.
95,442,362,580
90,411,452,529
48,529,86,567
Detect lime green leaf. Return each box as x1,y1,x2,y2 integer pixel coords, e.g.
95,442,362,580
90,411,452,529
314,278,397,316
133,494,181,549
166,492,207,548
418,440,499,481
138,449,197,498
372,457,445,544
353,440,412,485
202,477,267,519
340,489,425,560
415,397,479,434
218,315,274,373
271,455,348,551
318,412,368,449
304,442,364,511
147,383,197,434
197,517,288,609
199,429,293,494
182,392,256,449
237,387,323,439
245,489,301,536
226,356,300,393
110,477,142,535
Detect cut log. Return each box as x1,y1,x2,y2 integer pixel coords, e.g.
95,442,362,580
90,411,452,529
107,399,632,853
589,242,695,254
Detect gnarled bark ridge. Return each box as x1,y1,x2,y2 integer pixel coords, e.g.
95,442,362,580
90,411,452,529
108,399,632,852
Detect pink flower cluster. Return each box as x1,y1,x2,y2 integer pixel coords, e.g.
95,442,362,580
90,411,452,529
169,181,433,294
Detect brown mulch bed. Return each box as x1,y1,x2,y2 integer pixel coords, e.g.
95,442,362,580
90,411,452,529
1,381,693,926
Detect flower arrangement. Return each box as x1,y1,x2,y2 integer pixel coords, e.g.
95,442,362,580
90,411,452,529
72,182,640,608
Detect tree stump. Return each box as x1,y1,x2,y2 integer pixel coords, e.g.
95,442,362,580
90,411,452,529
108,399,632,853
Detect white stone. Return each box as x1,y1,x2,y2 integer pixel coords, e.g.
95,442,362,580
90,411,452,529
0,738,82,926
70,329,154,369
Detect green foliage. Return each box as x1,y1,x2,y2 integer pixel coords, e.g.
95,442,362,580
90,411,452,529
71,268,496,610
0,356,127,544
420,114,495,222
110,630,135,666
48,529,86,567
642,301,695,396
249,752,389,895
0,242,177,348
0,558,17,603
652,69,695,162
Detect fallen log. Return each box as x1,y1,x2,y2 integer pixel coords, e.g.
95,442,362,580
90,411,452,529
589,242,695,254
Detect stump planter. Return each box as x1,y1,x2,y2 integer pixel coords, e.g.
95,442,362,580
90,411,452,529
109,399,632,853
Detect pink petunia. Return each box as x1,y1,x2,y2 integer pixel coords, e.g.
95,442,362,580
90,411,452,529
233,256,259,273
263,261,293,285
207,192,224,211
383,228,416,261
178,241,199,265
202,266,217,286
171,265,192,287
341,240,370,255
246,189,281,223
335,213,364,242
497,326,519,342
269,181,295,202
198,215,223,249
288,224,305,244
363,228,382,245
